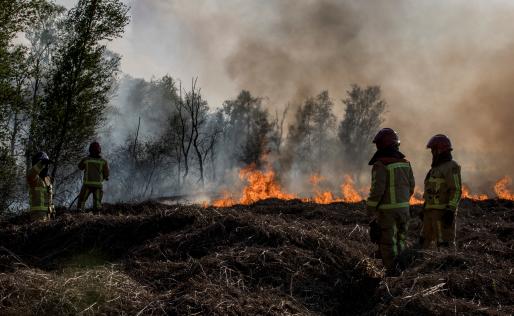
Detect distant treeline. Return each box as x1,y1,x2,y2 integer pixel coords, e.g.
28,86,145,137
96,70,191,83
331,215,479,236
0,0,386,212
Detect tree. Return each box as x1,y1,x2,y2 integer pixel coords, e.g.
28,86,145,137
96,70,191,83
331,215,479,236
286,91,336,173
32,0,129,199
0,0,59,213
338,85,386,176
221,90,274,168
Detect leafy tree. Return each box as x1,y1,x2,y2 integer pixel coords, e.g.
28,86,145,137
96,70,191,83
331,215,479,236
221,90,274,168
0,0,58,213
338,85,386,176
32,0,129,199
287,91,336,173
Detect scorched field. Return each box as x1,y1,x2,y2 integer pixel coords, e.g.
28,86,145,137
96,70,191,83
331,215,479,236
0,198,513,315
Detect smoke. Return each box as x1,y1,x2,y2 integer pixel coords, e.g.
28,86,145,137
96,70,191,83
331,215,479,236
143,0,514,192
223,1,514,189
55,0,514,197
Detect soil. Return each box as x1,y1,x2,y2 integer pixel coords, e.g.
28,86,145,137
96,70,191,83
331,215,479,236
0,199,512,315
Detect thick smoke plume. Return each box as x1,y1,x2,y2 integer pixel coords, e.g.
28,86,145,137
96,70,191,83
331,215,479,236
93,0,514,198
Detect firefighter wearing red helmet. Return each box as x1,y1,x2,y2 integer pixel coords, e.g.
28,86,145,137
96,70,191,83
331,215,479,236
77,142,109,211
26,151,55,221
366,128,415,276
422,134,462,249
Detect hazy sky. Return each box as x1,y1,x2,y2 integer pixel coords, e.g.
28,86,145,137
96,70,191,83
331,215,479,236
54,0,514,189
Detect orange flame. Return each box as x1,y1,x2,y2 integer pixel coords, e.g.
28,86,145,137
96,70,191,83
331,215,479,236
302,174,364,204
341,175,363,202
304,173,343,204
410,187,424,205
238,165,295,204
494,176,514,200
212,191,238,207
210,164,514,207
212,165,294,207
461,184,489,201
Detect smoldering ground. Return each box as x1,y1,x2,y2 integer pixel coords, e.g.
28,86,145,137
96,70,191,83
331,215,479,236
90,0,514,200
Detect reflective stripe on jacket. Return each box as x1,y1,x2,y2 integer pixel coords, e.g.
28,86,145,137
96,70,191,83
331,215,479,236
79,157,109,188
423,160,461,211
26,161,53,212
367,160,415,211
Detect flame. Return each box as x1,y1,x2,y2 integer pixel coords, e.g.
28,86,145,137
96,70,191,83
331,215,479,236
210,163,514,207
212,165,295,207
302,174,363,204
212,191,238,207
239,164,295,204
461,184,489,201
340,175,363,202
410,187,424,205
304,173,342,204
310,191,342,204
494,176,514,200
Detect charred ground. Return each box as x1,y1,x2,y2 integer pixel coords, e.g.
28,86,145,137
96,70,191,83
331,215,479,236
0,199,512,315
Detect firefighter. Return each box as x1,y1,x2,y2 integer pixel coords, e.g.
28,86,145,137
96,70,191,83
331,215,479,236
77,142,109,211
27,152,55,221
366,128,415,276
422,134,462,249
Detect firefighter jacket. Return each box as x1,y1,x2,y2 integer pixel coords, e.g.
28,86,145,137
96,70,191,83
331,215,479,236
423,160,461,211
367,158,415,212
26,161,54,212
78,156,109,188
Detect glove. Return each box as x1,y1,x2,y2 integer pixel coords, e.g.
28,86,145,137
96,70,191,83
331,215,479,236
442,209,455,226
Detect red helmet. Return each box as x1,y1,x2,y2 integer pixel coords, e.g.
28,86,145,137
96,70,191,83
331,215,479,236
426,134,452,152
373,128,400,150
89,142,101,155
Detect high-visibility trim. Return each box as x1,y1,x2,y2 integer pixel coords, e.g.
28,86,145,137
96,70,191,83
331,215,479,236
449,173,461,207
386,162,411,170
84,181,103,186
425,204,446,210
385,162,411,209
84,159,105,186
31,206,49,211
389,167,395,204
367,200,379,207
378,202,410,209
428,178,446,184
29,187,48,211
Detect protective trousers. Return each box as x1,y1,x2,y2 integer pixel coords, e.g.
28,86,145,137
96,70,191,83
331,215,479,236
422,209,457,249
377,208,409,272
78,185,103,210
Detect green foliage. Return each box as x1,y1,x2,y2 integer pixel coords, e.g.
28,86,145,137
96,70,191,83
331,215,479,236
287,90,336,173
33,0,129,186
0,147,17,213
338,85,386,173
222,90,274,167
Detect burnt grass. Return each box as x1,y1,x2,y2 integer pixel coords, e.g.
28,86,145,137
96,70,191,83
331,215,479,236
0,199,512,315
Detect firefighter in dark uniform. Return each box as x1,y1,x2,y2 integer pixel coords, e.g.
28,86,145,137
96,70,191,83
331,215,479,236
367,128,415,276
77,142,109,211
422,134,462,249
27,152,55,221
